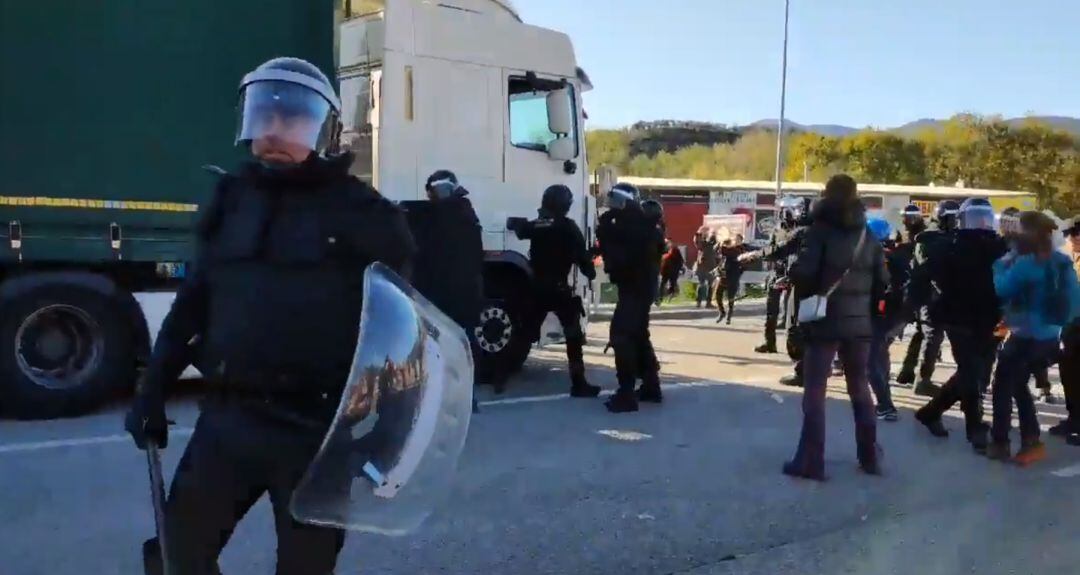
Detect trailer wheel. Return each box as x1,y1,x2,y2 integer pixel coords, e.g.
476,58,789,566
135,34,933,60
475,275,533,380
0,285,136,419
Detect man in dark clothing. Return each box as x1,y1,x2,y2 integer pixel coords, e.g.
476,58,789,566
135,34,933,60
913,198,1007,454
406,170,484,409
783,175,888,481
867,216,903,422
508,184,600,398
123,58,416,574
694,229,720,308
717,235,753,324
1057,217,1080,443
898,201,957,396
597,182,662,413
642,200,668,306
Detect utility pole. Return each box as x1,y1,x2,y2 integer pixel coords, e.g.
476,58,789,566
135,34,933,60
773,0,791,199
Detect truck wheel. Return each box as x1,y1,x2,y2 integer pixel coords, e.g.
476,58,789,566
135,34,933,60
0,285,136,419
474,277,532,379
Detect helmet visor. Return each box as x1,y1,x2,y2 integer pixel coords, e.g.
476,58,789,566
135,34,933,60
960,204,996,231
237,80,335,152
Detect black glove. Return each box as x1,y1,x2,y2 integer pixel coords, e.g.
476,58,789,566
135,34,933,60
505,217,527,232
125,380,168,450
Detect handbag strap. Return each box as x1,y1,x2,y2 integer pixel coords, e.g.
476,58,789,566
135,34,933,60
823,227,867,299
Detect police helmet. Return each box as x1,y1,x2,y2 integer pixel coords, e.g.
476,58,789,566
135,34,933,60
959,198,996,231
901,204,924,228
539,184,573,217
998,206,1021,237
608,182,640,210
426,170,465,200
236,57,342,154
642,199,664,222
935,200,960,231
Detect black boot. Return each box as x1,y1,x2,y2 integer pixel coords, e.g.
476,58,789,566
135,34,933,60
779,373,803,387
915,409,949,438
605,389,639,413
967,424,989,454
570,376,601,398
914,379,941,398
755,342,778,354
636,371,663,404
568,342,599,398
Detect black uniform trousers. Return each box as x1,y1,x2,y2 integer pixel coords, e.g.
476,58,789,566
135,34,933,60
530,283,587,375
165,400,345,575
899,307,944,384
1062,320,1080,427
611,279,659,392
918,327,997,438
761,277,788,348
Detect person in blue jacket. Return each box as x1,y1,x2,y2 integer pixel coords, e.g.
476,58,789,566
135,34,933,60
988,211,1080,465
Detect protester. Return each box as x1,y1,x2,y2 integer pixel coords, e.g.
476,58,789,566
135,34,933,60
694,228,719,309
659,241,685,303
866,215,901,422
717,234,752,324
783,175,888,481
988,211,1080,464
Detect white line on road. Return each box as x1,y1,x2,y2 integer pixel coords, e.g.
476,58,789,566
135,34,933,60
0,428,194,455
1051,463,1080,478
0,379,770,455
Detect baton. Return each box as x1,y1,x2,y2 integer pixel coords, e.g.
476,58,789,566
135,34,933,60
143,442,171,575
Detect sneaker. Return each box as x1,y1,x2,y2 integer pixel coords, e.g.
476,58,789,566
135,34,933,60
914,380,941,398
636,386,663,404
1066,433,1080,447
605,391,639,413
1013,440,1047,467
915,410,949,438
570,382,601,398
986,441,1011,461
754,343,778,354
875,406,900,422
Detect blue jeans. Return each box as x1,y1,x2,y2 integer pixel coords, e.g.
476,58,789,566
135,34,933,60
868,324,896,412
992,336,1060,443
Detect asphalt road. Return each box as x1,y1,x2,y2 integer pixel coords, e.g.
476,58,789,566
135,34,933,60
2,308,1078,575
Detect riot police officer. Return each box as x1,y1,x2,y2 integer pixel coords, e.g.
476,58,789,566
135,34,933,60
597,182,663,412
642,199,668,305
508,184,600,397
898,201,957,396
755,197,812,354
124,57,416,574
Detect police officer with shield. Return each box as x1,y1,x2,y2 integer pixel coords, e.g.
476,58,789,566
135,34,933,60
508,184,601,398
124,57,418,574
596,183,663,412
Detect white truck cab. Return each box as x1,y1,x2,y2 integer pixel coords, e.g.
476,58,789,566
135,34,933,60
339,0,595,375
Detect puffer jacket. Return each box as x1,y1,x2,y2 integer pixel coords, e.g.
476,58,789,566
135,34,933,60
790,197,888,341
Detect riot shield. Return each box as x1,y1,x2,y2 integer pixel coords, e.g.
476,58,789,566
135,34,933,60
290,263,474,535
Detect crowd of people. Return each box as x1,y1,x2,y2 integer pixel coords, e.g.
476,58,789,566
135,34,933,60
740,175,1080,479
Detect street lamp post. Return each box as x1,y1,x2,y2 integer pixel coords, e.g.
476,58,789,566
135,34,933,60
773,0,791,199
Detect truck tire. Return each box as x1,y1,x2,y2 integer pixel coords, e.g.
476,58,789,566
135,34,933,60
474,275,532,381
0,284,136,419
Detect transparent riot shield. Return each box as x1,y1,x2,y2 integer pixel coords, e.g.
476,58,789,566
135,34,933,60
290,263,474,535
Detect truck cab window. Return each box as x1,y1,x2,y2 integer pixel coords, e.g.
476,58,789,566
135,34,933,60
508,78,577,154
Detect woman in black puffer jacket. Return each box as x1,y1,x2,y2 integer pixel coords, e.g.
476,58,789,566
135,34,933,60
783,175,889,480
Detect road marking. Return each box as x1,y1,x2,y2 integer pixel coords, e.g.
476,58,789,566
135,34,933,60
597,430,652,441
0,428,194,455
477,379,767,408
1051,463,1080,478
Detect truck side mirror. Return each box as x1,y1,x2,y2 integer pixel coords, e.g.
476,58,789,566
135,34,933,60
547,137,576,162
546,88,574,135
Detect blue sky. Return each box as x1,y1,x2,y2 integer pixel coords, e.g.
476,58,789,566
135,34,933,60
514,0,1079,129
